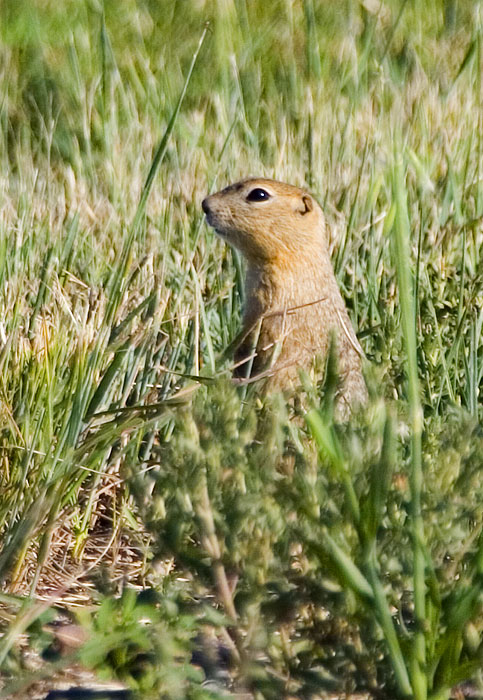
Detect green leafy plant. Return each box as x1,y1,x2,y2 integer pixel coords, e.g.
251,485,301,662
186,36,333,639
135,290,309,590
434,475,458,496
77,586,216,699
130,374,483,698
0,1,482,697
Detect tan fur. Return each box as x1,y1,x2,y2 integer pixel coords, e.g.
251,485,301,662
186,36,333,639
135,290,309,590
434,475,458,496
202,178,367,418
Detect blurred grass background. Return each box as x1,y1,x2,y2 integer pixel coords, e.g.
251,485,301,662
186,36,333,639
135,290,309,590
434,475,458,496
0,0,482,698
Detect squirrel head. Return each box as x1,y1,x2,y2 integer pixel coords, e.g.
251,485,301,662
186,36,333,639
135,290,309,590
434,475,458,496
202,178,328,267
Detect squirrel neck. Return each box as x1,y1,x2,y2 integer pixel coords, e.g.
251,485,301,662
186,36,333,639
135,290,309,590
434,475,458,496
243,248,337,327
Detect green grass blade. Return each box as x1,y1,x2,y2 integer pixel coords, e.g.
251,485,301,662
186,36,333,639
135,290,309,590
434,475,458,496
392,137,427,700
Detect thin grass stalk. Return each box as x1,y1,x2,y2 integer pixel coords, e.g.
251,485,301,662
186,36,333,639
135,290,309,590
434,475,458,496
191,262,215,374
309,408,412,697
393,141,426,700
306,410,360,525
106,24,208,329
364,548,413,697
195,468,244,664
131,23,209,236
381,0,410,63
476,9,482,218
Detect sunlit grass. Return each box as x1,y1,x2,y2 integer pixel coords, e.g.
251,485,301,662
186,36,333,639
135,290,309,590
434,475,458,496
0,0,482,697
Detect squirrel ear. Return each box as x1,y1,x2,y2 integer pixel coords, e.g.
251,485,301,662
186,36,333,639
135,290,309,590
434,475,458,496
297,194,313,215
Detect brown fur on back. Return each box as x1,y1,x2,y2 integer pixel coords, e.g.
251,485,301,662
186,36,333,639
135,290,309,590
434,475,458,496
202,178,367,418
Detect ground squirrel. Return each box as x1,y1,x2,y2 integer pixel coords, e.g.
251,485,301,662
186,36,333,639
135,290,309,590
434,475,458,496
202,178,367,418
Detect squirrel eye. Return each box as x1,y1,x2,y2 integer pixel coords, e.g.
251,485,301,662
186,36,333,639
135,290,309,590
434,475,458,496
246,188,271,202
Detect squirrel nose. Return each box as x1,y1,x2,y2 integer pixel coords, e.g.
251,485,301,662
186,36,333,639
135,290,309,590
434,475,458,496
201,198,211,215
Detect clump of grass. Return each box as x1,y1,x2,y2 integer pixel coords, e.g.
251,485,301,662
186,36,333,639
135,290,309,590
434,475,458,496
127,374,482,698
0,0,482,697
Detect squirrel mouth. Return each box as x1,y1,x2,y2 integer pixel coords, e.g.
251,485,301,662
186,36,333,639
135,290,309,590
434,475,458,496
204,210,216,227
204,213,227,239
